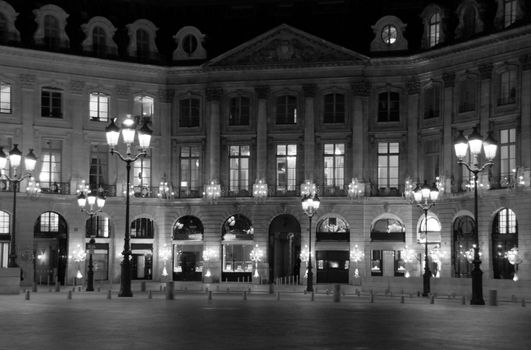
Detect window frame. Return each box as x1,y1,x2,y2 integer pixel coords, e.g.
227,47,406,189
0,81,12,114
377,142,399,190
228,144,251,195
89,92,110,122
323,93,345,124
377,91,400,122
41,87,63,119
179,97,200,128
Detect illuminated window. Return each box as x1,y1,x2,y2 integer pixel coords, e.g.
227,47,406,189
500,128,516,186
40,212,59,232
39,140,62,190
381,25,397,45
85,215,110,238
504,0,517,27
179,145,201,196
323,143,344,192
0,210,9,234
229,145,250,194
492,208,518,279
133,154,151,189
89,92,109,121
276,144,297,192
378,142,399,189
428,13,441,47
130,217,154,238
0,81,11,114
134,95,154,120
418,215,441,244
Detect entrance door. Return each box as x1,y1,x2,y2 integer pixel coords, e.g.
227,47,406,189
316,250,349,283
268,215,301,283
383,250,395,277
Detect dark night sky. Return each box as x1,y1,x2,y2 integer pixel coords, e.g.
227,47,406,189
8,0,525,61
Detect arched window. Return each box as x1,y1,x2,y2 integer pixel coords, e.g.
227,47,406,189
43,15,60,49
417,215,441,244
222,214,254,280
429,13,441,47
462,4,477,38
92,26,106,56
136,28,150,59
504,0,517,27
173,216,203,240
222,214,253,241
0,12,7,43
371,217,405,242
85,214,111,238
316,216,349,241
34,211,68,285
452,215,475,278
130,217,154,238
492,208,518,279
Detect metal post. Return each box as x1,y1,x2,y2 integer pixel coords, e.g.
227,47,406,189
8,180,18,267
119,160,133,297
307,215,313,293
422,208,431,297
86,236,95,292
471,170,485,305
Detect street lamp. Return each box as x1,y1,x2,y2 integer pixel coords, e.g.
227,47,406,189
77,186,106,291
106,115,152,297
411,180,439,296
301,190,320,292
454,127,497,305
0,144,38,268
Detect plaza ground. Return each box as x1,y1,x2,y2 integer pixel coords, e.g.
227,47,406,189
1,284,530,350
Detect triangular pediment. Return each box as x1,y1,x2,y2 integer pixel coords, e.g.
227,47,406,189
205,24,368,69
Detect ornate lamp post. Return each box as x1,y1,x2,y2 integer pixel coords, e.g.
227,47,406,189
0,145,38,268
301,190,320,292
454,127,497,305
69,244,87,285
505,247,523,282
350,244,364,279
250,244,264,279
77,186,106,291
411,181,439,296
202,247,218,280
106,115,152,297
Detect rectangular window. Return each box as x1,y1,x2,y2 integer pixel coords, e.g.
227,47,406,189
180,145,201,196
41,88,62,118
459,79,476,113
378,142,399,189
89,92,109,121
229,145,250,194
0,242,8,267
504,0,517,27
133,155,151,189
39,140,62,190
179,98,200,127
223,244,253,273
229,96,250,126
498,70,516,106
378,92,399,122
89,144,108,191
134,95,154,121
40,212,59,232
86,215,110,238
323,143,344,193
276,144,297,192
371,250,382,276
323,93,345,123
0,212,8,234
276,95,297,124
0,81,11,114
500,128,516,186
423,138,440,181
423,85,440,119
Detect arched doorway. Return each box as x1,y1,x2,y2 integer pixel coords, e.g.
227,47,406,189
492,208,518,279
452,215,475,278
268,214,301,283
34,211,68,285
172,215,204,281
221,214,254,282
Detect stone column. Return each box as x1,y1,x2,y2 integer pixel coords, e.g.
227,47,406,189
206,87,222,183
155,88,173,184
68,79,86,192
442,72,455,188
255,86,269,181
351,81,370,180
478,63,493,136
520,55,531,169
303,84,316,181
19,74,36,151
406,78,420,181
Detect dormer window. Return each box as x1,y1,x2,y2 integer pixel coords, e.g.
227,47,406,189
81,16,118,57
429,13,441,47
504,0,517,27
370,16,408,52
33,4,70,50
44,15,60,49
420,4,446,49
136,29,150,59
172,26,207,61
92,26,106,55
126,19,159,61
495,0,523,29
455,0,484,39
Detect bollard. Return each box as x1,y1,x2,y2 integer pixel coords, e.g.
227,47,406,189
489,290,497,306
148,290,152,299
25,290,30,300
166,282,174,300
370,294,374,303
277,291,280,301
326,289,330,296
208,291,212,301
311,292,315,302
333,284,341,303
243,291,247,300
107,290,112,299
67,290,72,300
141,281,146,292
461,295,466,305
430,295,435,304
522,298,526,307
400,296,404,304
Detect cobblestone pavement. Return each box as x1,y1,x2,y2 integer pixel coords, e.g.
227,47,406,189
1,288,530,350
